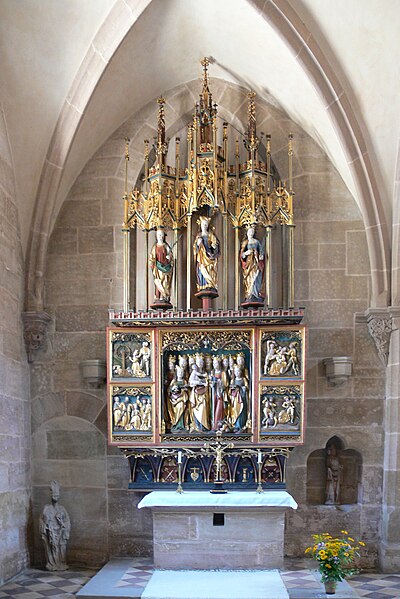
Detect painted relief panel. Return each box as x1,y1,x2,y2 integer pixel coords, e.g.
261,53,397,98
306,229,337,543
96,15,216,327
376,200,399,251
160,329,252,442
110,385,154,443
260,329,303,378
111,331,152,380
259,384,303,442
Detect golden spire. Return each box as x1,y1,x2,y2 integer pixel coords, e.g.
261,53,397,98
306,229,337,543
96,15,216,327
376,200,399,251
156,97,167,157
246,91,259,152
198,58,216,145
201,57,211,96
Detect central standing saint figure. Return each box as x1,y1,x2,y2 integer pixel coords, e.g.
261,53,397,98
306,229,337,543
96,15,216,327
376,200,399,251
193,216,220,297
240,225,265,307
149,228,174,309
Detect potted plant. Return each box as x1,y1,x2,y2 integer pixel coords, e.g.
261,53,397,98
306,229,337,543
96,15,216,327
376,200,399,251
305,531,365,594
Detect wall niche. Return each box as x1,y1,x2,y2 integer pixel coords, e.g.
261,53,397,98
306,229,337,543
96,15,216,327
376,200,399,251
306,436,362,505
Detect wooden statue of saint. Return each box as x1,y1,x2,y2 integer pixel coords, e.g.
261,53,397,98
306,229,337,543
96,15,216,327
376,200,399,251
149,228,174,310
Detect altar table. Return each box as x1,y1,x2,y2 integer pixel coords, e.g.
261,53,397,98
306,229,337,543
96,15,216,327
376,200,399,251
138,491,297,570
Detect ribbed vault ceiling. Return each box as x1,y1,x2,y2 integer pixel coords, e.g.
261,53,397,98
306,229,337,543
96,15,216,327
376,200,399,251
0,0,399,254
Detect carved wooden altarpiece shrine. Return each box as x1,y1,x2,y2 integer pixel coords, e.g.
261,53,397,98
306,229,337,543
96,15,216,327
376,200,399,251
106,59,306,491
107,310,306,490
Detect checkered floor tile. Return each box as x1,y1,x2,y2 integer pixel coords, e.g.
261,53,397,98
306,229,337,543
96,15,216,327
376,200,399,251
348,572,400,597
0,569,96,598
115,557,153,589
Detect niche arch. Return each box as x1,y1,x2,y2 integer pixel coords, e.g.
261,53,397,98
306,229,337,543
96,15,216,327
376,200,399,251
306,435,362,505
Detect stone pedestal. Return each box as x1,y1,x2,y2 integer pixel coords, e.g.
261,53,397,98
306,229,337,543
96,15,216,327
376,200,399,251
138,491,297,570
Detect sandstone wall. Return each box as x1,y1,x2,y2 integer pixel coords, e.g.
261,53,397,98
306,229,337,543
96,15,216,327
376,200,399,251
31,81,384,567
0,106,30,583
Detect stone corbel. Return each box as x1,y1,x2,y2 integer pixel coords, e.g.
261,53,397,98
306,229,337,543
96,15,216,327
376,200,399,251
22,311,52,363
364,308,392,367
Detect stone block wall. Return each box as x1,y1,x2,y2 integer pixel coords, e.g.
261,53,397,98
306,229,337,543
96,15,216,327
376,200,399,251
0,106,30,583
31,81,385,568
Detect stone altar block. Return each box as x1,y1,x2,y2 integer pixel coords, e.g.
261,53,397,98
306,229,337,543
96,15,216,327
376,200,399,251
138,491,297,570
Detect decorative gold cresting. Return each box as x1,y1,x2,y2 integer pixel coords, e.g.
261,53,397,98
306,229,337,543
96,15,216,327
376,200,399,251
121,58,296,312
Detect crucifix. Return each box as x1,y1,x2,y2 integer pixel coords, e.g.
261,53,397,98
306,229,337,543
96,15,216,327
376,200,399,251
203,431,234,494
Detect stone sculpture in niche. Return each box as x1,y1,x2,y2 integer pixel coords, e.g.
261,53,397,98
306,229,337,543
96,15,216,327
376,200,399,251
325,444,342,505
39,480,70,571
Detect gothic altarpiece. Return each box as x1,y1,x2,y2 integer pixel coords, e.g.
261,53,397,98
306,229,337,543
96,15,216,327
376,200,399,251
107,59,307,491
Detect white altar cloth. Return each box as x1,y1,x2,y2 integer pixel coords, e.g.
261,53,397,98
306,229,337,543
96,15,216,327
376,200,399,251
138,490,297,509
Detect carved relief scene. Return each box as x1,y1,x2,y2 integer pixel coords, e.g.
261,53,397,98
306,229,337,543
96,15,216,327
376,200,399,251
161,329,252,440
111,332,152,380
111,386,153,440
261,330,303,378
260,384,303,442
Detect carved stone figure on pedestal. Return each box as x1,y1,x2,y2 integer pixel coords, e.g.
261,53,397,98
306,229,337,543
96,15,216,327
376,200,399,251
240,225,265,307
39,480,70,571
193,216,220,299
325,445,342,505
149,228,174,309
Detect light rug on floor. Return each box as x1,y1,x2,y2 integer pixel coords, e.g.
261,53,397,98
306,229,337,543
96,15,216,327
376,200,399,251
141,569,289,599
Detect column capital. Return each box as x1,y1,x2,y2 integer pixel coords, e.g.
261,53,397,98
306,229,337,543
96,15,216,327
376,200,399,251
359,307,393,366
21,311,52,363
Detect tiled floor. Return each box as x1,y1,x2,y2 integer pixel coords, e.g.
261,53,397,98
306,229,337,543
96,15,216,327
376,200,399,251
0,569,96,598
0,560,399,598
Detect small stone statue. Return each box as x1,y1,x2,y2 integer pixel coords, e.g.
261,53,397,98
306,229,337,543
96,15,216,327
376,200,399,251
325,445,342,505
40,480,70,571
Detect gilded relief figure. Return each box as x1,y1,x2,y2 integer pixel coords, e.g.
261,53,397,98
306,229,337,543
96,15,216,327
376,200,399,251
166,379,190,431
149,228,174,308
40,481,70,571
128,350,146,377
113,396,152,431
139,341,151,376
262,397,277,428
188,355,211,431
229,364,249,432
240,225,265,307
210,355,225,430
278,396,296,424
263,340,277,375
193,216,220,296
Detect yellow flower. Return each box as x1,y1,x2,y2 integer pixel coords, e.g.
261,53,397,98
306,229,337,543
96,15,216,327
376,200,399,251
359,541,365,546
341,530,348,534
326,564,332,569
344,552,349,557
348,537,355,542
319,551,327,560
